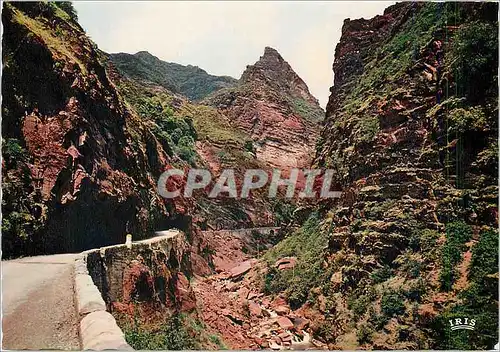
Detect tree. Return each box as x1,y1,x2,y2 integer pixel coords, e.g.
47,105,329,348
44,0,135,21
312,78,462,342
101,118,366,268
57,2,78,22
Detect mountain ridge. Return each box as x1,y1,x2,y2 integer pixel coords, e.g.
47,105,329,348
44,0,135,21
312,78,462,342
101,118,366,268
109,50,238,101
203,47,324,169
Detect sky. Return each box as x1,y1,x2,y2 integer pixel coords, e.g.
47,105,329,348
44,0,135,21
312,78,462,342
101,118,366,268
74,1,394,108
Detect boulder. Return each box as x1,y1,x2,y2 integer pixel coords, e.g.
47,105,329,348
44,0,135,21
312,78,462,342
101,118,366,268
274,305,290,316
238,286,250,300
278,332,293,342
269,340,281,350
275,257,297,270
292,317,310,331
248,291,260,300
277,316,294,330
248,301,263,317
230,260,253,278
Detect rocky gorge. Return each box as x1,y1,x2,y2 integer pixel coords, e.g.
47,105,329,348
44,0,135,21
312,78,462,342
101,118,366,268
2,1,498,350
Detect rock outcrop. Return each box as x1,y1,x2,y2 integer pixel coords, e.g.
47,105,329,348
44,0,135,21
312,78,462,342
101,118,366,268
306,2,498,349
1,3,200,257
84,230,197,318
205,47,324,169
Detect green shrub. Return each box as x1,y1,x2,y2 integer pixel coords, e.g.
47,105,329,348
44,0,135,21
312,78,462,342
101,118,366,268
271,200,297,226
450,21,498,102
263,266,286,295
208,334,227,349
397,325,411,342
381,291,406,317
348,294,370,321
175,135,196,165
357,116,380,143
468,229,498,287
154,129,174,156
124,315,198,350
402,259,422,279
3,138,27,167
370,265,393,283
357,324,373,345
290,97,324,123
448,107,487,134
314,319,336,342
135,96,198,164
244,140,254,153
369,312,389,330
2,211,33,240
403,278,426,302
439,221,472,291
409,228,440,253
56,2,78,21
170,128,183,144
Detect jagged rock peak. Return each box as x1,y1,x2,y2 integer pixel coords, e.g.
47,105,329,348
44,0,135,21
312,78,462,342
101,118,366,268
241,46,295,84
240,47,320,108
261,46,284,61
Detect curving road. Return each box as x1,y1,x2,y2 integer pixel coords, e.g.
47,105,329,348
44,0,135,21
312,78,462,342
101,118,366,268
2,253,81,350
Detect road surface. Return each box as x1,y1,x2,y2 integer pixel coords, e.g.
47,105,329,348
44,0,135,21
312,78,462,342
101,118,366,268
2,253,81,350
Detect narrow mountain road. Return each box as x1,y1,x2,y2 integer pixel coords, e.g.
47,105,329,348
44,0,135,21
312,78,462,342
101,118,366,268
2,254,81,350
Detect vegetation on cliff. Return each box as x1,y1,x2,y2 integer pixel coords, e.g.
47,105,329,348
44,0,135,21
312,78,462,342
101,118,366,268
1,1,184,257
110,51,238,101
270,2,499,349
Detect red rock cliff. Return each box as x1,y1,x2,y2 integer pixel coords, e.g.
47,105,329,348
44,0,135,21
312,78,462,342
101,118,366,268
206,47,324,169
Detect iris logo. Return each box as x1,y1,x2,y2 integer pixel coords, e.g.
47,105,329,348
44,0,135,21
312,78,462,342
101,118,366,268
449,317,476,331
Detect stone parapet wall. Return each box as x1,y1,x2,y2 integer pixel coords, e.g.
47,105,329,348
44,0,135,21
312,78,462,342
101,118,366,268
75,230,185,350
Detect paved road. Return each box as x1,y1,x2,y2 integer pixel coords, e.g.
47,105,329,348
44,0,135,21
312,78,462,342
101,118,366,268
2,254,81,350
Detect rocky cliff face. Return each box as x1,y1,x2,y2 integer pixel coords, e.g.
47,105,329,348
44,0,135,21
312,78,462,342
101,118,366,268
270,2,498,349
1,2,193,257
105,60,275,232
85,231,197,321
205,47,323,169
